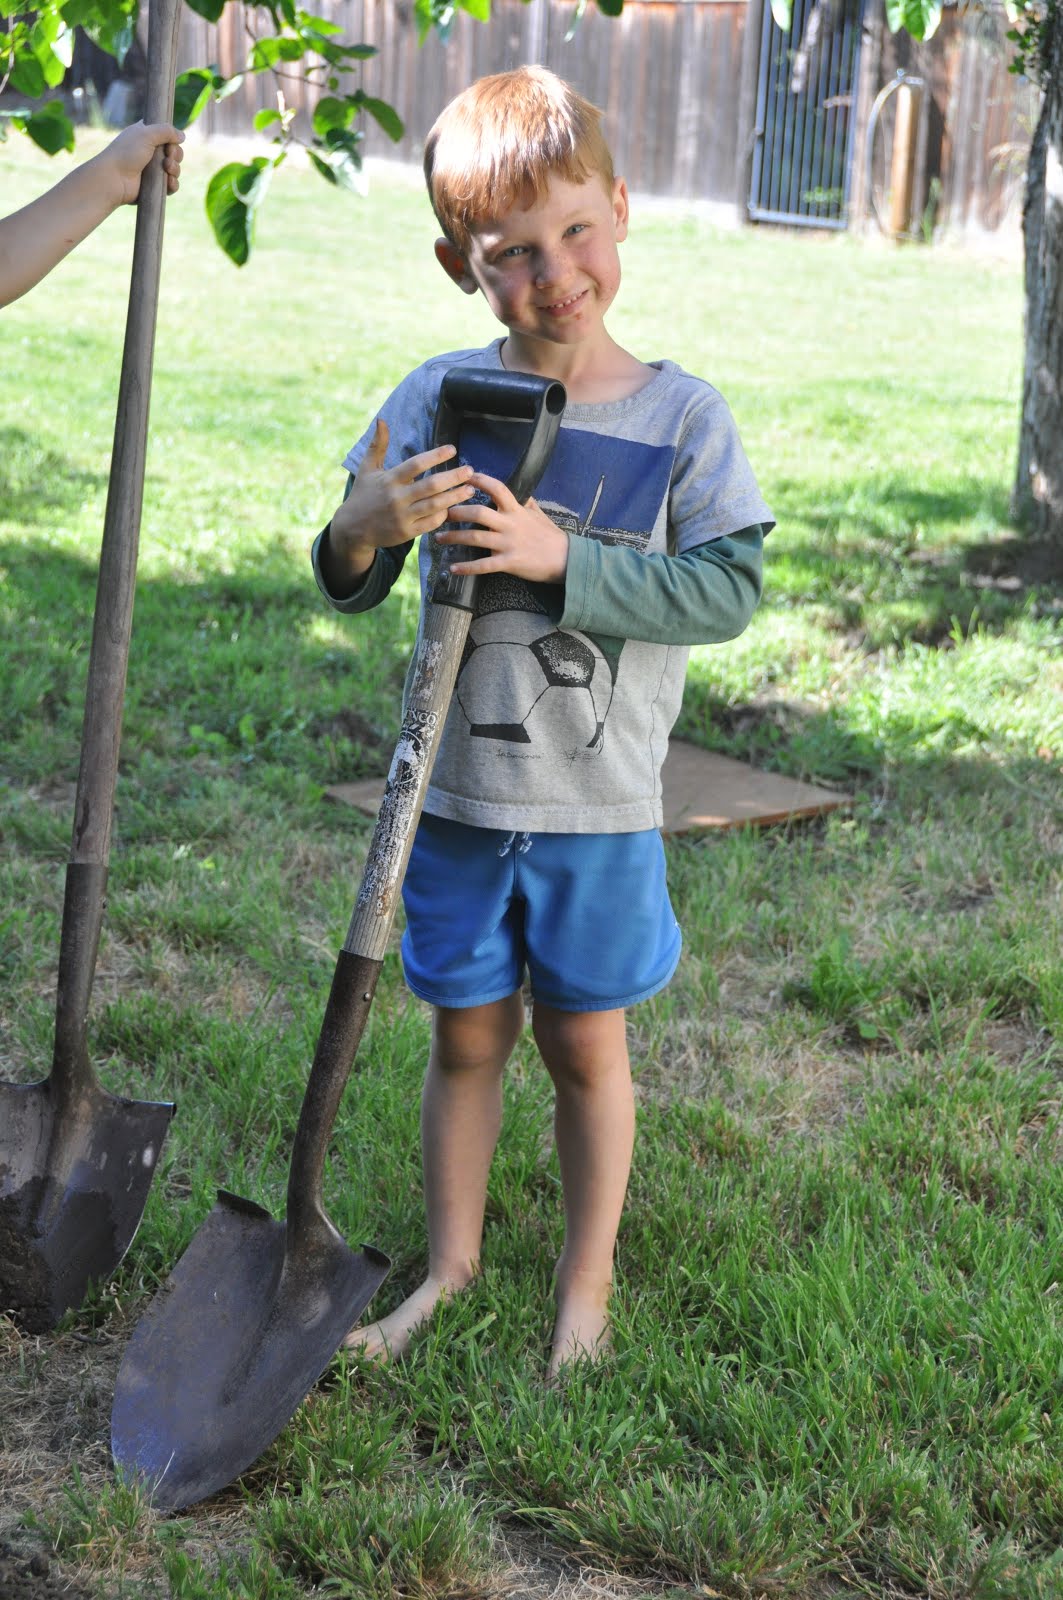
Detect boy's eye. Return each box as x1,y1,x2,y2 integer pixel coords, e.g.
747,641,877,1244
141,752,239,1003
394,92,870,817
566,223,588,236
498,245,527,260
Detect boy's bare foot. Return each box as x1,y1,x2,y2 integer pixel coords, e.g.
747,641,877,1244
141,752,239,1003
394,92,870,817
341,1271,473,1362
547,1270,613,1383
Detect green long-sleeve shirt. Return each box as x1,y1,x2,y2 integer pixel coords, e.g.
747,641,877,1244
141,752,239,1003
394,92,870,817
313,521,763,646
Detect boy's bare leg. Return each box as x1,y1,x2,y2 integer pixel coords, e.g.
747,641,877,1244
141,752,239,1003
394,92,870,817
532,1004,634,1381
344,991,524,1359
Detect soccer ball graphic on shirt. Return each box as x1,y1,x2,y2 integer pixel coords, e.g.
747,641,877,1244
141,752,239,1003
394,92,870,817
448,498,632,755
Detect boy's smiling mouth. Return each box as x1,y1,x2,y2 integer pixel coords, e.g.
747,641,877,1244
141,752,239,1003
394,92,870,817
542,289,588,315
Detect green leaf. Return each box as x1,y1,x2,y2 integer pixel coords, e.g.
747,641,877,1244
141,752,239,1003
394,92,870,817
9,53,46,98
173,67,214,128
58,0,95,26
595,0,623,14
249,33,306,68
313,127,365,193
213,71,244,101
205,157,274,265
312,94,354,136
456,0,491,18
30,12,73,86
414,0,453,42
885,0,941,38
355,92,403,142
308,149,338,185
35,42,68,87
24,100,74,155
770,0,792,27
253,106,284,130
296,8,343,35
183,0,226,20
60,0,136,60
111,20,134,61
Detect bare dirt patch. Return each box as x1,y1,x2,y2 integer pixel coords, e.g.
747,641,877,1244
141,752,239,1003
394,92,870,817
0,1539,94,1600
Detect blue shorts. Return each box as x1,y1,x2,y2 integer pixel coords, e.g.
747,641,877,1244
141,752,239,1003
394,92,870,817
400,813,682,1013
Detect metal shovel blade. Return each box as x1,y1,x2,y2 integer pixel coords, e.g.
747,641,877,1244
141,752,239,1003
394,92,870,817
0,1076,172,1333
111,1188,389,1509
0,864,175,1331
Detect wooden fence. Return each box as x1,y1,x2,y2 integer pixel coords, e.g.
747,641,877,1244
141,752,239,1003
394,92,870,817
175,0,1040,234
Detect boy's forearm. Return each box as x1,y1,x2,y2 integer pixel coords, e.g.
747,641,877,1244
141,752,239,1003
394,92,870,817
556,527,764,645
316,518,377,598
311,525,408,614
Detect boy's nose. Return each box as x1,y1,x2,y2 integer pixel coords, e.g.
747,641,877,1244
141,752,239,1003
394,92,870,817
533,250,564,289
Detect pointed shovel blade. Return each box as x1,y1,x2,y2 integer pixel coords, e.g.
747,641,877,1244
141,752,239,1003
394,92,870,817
111,1190,390,1509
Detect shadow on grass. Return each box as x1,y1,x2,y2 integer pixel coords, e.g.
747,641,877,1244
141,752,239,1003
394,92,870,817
0,428,107,526
0,536,1055,818
0,537,402,791
767,475,1061,648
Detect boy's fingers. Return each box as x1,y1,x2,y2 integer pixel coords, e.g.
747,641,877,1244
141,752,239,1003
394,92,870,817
396,443,460,482
365,418,390,470
466,471,513,507
412,465,473,501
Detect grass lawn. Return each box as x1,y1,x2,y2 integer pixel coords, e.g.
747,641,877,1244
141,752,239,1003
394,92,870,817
1,133,1061,1600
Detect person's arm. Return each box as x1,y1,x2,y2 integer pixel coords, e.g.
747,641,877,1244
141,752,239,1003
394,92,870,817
549,526,765,645
0,121,184,309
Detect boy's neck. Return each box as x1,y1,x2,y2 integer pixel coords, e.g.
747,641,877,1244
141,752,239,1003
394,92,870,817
499,332,654,405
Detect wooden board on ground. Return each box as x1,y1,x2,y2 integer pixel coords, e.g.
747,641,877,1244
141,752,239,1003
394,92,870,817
323,741,852,835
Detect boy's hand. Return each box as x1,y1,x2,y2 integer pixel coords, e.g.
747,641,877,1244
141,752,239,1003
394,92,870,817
331,419,477,561
438,471,569,584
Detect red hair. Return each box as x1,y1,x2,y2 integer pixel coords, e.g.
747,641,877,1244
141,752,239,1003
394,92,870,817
424,66,614,251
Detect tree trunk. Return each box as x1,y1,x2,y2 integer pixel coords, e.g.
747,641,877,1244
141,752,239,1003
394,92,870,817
1011,19,1063,547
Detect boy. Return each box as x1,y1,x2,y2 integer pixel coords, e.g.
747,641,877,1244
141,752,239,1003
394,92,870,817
313,66,772,1380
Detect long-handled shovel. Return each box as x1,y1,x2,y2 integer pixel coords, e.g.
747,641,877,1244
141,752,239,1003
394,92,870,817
0,0,183,1334
111,368,566,1511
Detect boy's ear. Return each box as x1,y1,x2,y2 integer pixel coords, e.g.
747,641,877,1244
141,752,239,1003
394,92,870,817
435,237,479,296
612,177,630,244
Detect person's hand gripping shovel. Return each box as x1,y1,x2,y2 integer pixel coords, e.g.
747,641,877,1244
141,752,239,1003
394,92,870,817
0,0,182,1333
110,368,566,1511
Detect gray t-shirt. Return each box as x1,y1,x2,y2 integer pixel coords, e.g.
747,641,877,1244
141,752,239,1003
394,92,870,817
333,339,772,834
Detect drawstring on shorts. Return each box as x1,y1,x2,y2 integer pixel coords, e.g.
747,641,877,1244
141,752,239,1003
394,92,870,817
497,831,533,857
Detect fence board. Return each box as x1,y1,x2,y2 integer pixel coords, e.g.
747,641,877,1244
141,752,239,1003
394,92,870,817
174,0,1038,231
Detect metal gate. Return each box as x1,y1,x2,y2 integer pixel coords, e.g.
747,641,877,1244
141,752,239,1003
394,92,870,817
749,0,865,228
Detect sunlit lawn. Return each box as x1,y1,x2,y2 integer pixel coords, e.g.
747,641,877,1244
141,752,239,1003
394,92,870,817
1,134,1061,1600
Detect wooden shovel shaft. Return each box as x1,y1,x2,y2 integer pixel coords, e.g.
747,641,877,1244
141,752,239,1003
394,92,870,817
344,600,473,961
285,599,472,1231
72,0,182,868
55,0,182,1092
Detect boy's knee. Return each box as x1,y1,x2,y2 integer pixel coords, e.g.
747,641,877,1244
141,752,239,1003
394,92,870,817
532,1004,628,1083
432,993,524,1072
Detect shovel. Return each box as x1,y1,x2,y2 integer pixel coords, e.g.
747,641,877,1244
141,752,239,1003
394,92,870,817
0,0,182,1334
110,367,567,1510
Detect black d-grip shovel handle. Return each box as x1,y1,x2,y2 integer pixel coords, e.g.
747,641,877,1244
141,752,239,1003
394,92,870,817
430,369,567,610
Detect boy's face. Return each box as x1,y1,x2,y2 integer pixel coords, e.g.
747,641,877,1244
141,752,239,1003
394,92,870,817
436,173,629,355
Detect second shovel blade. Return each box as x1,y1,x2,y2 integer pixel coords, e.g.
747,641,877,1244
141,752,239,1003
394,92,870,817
110,1189,390,1510
0,1078,173,1333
